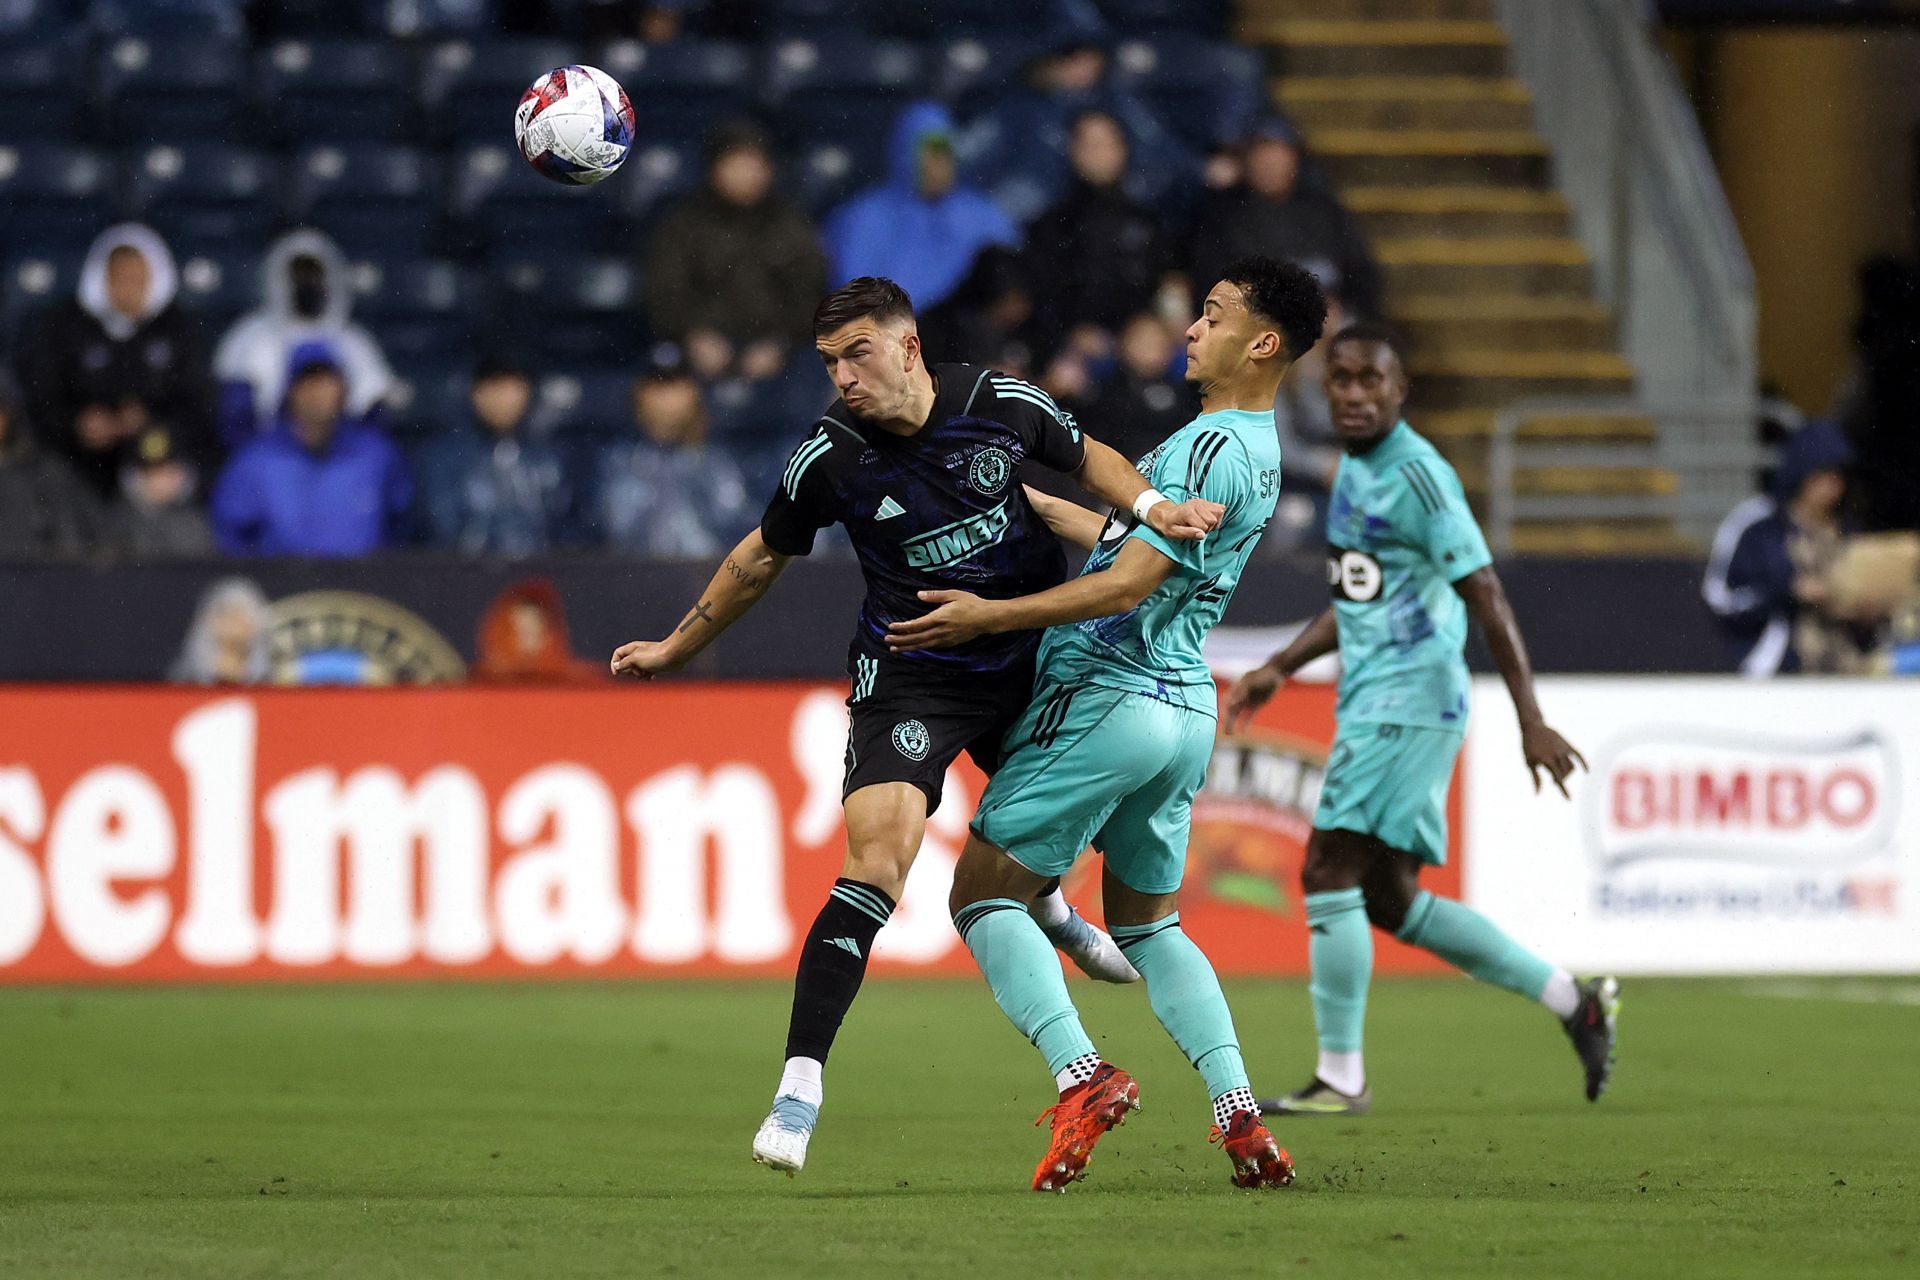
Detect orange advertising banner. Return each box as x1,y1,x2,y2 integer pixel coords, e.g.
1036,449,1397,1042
0,684,1459,982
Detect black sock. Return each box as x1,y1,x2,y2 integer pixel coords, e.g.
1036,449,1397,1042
783,878,896,1064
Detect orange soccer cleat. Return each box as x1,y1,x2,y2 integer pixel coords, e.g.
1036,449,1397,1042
1031,1063,1141,1193
1210,1110,1295,1189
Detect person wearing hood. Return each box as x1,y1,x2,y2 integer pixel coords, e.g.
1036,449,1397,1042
210,344,412,558
644,119,828,382
471,577,603,684
168,577,274,685
213,228,394,446
822,101,1019,312
414,356,572,556
0,368,105,559
12,223,218,499
1703,419,1874,675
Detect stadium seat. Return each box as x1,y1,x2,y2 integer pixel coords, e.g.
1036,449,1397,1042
492,255,644,363
0,145,119,254
424,38,576,142
0,37,85,142
172,248,260,332
350,257,482,366
1095,0,1231,35
257,39,419,145
1107,35,1263,148
594,39,756,144
450,142,625,257
292,144,441,255
764,37,925,134
539,368,634,440
126,144,280,258
0,0,56,37
614,139,700,227
95,35,247,145
384,363,470,442
363,0,493,39
784,139,880,218
88,0,245,39
760,0,886,34
0,251,79,344
935,34,1048,114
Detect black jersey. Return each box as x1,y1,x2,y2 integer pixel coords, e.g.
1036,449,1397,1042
761,363,1088,672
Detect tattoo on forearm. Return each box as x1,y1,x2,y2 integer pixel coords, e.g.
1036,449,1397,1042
723,556,766,592
677,601,716,633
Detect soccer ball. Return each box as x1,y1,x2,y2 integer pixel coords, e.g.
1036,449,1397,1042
513,65,634,185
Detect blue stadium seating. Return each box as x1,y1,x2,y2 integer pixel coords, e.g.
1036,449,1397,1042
364,0,493,39
127,144,281,258
540,368,634,440
614,139,701,227
257,39,419,145
1096,0,1231,35
0,250,79,344
492,255,644,363
595,38,755,144
424,37,576,142
451,141,625,256
0,144,118,253
0,36,84,142
95,35,247,144
291,144,441,254
1107,35,1264,148
784,138,882,218
350,257,481,366
764,36,925,134
88,0,245,40
935,34,1048,114
172,248,260,330
0,0,56,37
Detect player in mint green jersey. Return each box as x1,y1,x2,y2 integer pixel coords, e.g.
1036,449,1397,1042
886,258,1328,1192
1225,322,1619,1117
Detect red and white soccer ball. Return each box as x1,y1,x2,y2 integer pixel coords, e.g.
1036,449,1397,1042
513,64,635,185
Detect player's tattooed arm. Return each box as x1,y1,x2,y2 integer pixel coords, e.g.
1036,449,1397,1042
1022,485,1106,551
1453,567,1587,797
1072,437,1224,542
1223,609,1339,734
611,528,791,678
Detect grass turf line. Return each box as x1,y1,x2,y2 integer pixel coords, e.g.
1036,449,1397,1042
1,978,1914,1279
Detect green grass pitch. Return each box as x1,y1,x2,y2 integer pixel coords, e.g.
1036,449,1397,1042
2,977,1915,1279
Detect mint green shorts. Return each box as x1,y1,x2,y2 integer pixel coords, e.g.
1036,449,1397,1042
971,682,1217,895
1312,720,1462,865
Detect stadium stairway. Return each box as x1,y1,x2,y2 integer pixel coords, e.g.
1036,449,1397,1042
1239,0,1692,555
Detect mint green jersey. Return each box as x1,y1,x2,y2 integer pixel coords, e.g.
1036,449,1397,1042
1327,421,1492,730
1038,409,1282,716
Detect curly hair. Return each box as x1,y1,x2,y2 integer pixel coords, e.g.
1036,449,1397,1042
1219,257,1328,362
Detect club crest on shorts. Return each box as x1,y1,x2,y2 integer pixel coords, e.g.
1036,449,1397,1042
891,719,931,761
968,447,1013,495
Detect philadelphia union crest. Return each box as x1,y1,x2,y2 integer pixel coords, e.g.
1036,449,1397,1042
892,719,931,761
969,447,1013,495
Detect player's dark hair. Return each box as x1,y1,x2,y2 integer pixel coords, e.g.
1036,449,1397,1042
813,277,915,338
1327,320,1410,368
1220,256,1327,362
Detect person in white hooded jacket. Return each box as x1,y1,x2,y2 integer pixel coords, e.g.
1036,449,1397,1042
212,227,393,446
13,222,218,499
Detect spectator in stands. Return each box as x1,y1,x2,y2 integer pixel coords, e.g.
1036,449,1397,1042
214,228,393,447
1082,312,1192,469
1024,110,1178,349
13,223,218,501
111,427,215,560
595,361,752,557
1703,420,1877,676
0,369,102,560
471,578,603,684
1189,118,1382,320
169,577,273,686
918,247,1043,381
824,101,1019,312
414,357,571,557
211,345,411,558
645,120,828,383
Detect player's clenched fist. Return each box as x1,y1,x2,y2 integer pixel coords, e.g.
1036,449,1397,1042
610,639,681,679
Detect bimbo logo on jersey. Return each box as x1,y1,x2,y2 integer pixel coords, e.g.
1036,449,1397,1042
1581,727,1899,871
902,499,1012,570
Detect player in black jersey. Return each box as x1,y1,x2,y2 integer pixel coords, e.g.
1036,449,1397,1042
611,277,1224,1176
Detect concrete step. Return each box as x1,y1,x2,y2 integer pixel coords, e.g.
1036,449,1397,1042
1277,75,1536,132
1408,351,1635,410
1246,19,1513,78
1377,236,1594,296
1310,129,1554,187
1243,0,1493,19
1345,184,1572,237
1458,464,1678,498
1418,409,1657,446
1392,295,1615,353
1509,521,1700,556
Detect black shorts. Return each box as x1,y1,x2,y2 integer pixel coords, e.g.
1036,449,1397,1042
842,643,1038,814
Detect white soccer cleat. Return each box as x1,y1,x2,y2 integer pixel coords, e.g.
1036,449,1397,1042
751,1096,818,1176
1040,906,1141,984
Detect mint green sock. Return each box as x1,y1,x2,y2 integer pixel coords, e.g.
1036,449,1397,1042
954,898,1095,1075
1398,891,1553,1001
1111,915,1247,1098
1305,888,1371,1054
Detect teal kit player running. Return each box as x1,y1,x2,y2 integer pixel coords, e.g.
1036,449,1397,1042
889,259,1329,1192
1227,322,1619,1116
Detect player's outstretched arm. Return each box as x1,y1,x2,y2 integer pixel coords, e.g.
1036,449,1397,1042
1074,436,1224,542
1222,609,1340,734
1453,566,1587,797
610,528,792,678
884,539,1178,652
1022,484,1106,551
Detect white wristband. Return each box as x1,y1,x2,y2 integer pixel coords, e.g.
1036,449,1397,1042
1131,488,1167,525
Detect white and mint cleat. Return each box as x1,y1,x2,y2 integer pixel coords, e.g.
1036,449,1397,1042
1039,906,1141,984
751,1095,819,1176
